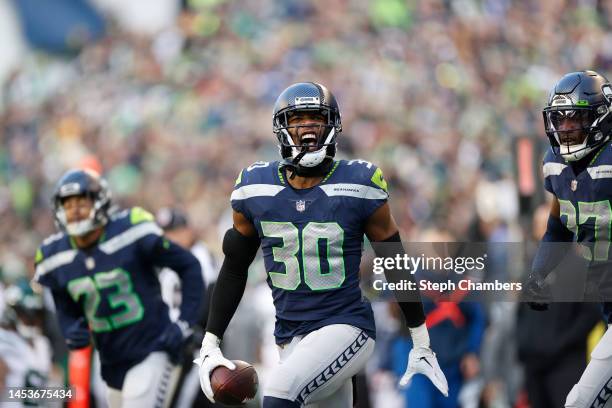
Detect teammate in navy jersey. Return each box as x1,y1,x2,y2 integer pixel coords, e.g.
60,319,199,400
195,82,448,407
33,169,204,408
526,70,612,408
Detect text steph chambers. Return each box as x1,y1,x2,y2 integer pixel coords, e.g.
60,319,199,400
372,279,523,292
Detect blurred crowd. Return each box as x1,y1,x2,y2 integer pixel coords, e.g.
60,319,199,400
1,0,612,407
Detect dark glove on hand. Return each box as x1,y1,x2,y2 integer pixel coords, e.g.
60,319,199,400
159,320,193,364
65,318,91,350
525,273,551,311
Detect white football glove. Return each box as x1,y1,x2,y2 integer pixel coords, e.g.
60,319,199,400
399,323,448,397
400,346,449,396
193,332,236,403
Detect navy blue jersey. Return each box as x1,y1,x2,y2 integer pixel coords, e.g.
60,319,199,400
34,207,203,388
543,143,612,322
543,142,612,262
231,160,388,343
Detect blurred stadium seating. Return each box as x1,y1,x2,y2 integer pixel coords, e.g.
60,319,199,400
1,1,611,406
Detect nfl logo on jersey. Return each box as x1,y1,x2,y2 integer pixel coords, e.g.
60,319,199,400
570,179,578,191
296,200,306,212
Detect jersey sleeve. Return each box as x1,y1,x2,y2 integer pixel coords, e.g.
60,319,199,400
150,239,204,326
360,163,390,220
543,162,554,193
542,149,556,194
131,207,204,326
50,288,91,350
128,207,166,254
33,246,59,290
230,167,254,222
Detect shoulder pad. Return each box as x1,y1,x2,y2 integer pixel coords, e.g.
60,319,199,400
129,207,155,225
234,161,281,188
33,244,78,286
37,232,70,264
109,208,130,222
41,232,65,247
592,141,612,165
35,247,44,264
343,159,388,192
542,149,568,178
542,147,559,165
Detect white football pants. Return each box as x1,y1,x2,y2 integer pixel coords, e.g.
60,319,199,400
106,352,180,408
566,325,612,408
265,324,375,408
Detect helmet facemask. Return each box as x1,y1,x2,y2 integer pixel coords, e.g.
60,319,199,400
55,195,101,236
543,74,612,162
543,106,608,161
274,105,340,170
53,172,111,237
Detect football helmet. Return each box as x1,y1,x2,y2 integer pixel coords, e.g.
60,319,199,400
273,82,342,176
1,279,45,339
543,70,612,161
53,169,111,236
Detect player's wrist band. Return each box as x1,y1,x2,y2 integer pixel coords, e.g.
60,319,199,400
409,323,430,349
373,231,426,328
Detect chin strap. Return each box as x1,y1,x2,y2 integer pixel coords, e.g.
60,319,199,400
280,157,333,179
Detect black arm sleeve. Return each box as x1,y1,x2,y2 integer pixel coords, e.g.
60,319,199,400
372,231,426,328
206,227,261,338
531,214,575,280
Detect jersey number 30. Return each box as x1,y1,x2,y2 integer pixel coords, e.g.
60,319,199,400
261,222,346,291
68,268,144,332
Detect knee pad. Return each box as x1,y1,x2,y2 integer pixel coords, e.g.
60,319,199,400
263,396,301,408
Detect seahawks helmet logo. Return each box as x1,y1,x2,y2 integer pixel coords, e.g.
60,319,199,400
59,182,82,196
295,96,320,105
551,95,571,106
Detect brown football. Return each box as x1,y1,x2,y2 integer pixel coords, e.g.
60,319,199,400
211,360,258,406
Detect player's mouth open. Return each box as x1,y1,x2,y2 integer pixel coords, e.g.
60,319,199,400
300,133,318,151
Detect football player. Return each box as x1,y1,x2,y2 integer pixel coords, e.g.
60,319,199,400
195,82,448,407
33,169,204,408
526,70,612,408
0,281,51,407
